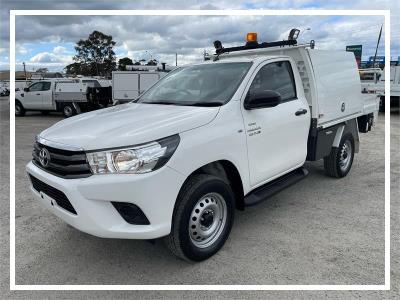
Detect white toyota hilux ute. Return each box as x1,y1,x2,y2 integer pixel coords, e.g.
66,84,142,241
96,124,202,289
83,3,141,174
26,34,379,261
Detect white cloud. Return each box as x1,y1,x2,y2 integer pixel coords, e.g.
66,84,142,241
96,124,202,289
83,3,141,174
28,45,73,66
53,45,67,54
17,45,29,55
8,13,395,72
30,52,63,63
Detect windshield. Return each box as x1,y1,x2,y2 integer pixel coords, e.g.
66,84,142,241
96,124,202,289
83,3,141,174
137,62,252,106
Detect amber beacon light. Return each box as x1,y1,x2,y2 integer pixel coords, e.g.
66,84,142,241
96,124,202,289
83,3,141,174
246,32,258,43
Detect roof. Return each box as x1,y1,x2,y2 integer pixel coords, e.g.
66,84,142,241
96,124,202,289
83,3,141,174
216,56,288,64
188,55,289,68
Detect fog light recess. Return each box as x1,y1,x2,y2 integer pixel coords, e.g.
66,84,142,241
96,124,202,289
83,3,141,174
111,202,150,225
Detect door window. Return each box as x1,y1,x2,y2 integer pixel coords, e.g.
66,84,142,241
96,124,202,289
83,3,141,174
28,82,51,91
248,61,297,102
28,82,44,91
42,82,51,90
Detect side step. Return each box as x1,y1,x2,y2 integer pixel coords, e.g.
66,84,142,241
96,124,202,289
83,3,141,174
244,167,309,207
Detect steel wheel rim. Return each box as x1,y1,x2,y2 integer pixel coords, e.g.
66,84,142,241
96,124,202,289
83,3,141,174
339,140,352,172
64,106,72,116
189,192,227,248
15,105,20,114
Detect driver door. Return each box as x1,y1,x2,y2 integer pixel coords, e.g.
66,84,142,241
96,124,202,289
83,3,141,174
39,81,53,110
23,82,45,109
241,59,310,188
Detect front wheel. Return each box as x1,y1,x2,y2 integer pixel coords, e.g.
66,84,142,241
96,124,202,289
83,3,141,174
165,174,235,262
15,101,25,116
324,133,355,178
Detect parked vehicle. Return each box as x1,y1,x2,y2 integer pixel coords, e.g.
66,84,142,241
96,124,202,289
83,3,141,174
112,65,173,104
15,78,112,117
0,86,9,96
359,66,400,112
112,71,162,104
359,68,382,93
27,30,379,261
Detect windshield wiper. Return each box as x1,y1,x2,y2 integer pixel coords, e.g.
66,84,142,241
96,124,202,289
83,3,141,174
140,101,177,105
139,100,224,107
187,101,224,107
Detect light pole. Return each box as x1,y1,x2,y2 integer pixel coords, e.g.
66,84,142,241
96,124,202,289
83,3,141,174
145,50,153,61
23,62,26,79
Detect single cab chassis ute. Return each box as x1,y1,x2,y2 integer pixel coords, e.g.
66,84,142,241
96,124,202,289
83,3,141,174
15,78,112,118
27,31,379,261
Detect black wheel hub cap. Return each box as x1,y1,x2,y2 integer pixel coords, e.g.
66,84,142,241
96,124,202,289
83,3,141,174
200,210,214,228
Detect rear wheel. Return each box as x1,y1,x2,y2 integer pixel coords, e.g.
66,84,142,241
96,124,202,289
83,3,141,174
15,101,25,116
324,133,355,178
165,174,235,261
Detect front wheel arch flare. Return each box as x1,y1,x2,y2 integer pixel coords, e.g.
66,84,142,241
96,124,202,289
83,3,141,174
15,99,23,107
177,160,245,211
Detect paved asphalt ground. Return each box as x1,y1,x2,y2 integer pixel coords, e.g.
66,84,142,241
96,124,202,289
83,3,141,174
0,95,399,299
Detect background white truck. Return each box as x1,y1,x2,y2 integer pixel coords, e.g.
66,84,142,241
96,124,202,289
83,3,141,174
359,65,400,111
112,71,162,104
112,65,173,104
15,78,112,117
27,31,379,261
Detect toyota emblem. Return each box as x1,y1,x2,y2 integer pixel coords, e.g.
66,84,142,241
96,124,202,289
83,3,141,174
39,147,50,167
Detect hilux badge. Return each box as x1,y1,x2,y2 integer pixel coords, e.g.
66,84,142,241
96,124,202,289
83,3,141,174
39,148,50,167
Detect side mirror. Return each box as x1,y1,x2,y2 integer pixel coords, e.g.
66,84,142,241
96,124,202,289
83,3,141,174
23,87,29,92
244,90,282,110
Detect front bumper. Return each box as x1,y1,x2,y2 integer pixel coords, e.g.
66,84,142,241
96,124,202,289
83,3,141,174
26,161,186,239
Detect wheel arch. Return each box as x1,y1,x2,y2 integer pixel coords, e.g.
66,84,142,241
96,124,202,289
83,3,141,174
332,119,360,153
15,98,23,106
178,160,245,211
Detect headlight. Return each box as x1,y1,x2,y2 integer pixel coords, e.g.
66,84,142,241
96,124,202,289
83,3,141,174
86,135,180,174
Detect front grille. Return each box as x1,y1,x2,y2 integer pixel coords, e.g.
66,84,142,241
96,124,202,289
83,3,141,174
29,174,77,214
32,142,92,179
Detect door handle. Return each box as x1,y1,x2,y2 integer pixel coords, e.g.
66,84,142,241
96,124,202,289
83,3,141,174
295,108,308,116
36,93,41,95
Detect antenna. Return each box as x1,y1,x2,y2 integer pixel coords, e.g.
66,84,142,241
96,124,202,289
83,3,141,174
372,24,383,68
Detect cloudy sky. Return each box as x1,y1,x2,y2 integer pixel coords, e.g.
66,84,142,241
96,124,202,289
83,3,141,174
0,0,399,72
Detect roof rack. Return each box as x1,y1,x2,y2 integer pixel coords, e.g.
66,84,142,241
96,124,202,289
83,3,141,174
213,28,308,55
214,39,298,55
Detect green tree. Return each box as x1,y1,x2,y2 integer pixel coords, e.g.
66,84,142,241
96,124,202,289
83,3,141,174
65,62,83,76
146,59,158,66
65,30,116,76
118,57,133,71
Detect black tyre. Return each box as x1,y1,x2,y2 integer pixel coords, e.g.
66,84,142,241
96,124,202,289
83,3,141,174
379,96,385,113
165,174,235,262
62,104,75,118
15,101,25,116
324,133,355,178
